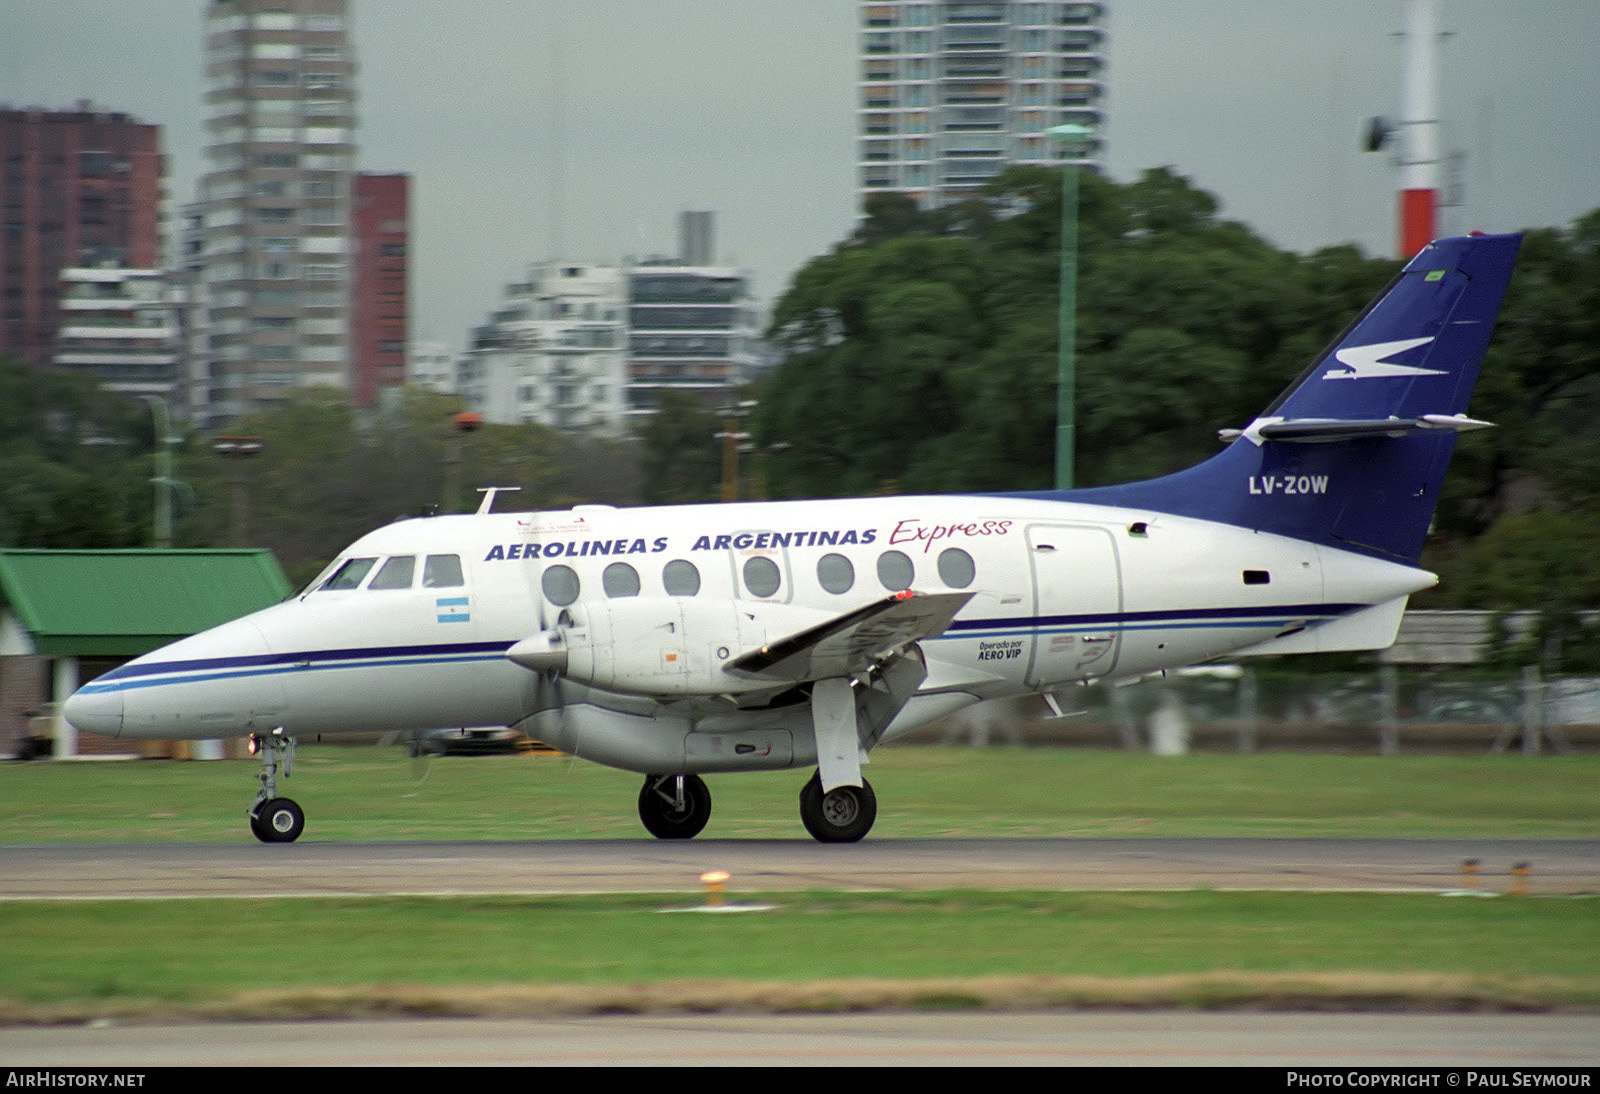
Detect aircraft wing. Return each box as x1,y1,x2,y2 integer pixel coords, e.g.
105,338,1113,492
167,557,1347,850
724,590,974,684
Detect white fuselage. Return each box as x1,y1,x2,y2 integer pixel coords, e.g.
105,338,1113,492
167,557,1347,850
71,493,1433,775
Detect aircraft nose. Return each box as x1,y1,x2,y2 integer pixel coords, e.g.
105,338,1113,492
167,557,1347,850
63,684,124,737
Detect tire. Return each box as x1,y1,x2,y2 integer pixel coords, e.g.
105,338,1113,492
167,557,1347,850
251,797,305,843
799,771,876,843
637,774,711,840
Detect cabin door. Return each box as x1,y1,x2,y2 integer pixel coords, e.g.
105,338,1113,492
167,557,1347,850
1024,524,1123,687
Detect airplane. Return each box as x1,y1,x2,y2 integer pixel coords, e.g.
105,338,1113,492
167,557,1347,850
63,231,1522,844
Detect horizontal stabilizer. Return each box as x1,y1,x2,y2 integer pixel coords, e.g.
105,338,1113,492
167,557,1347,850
725,590,973,684
1232,596,1412,657
1218,413,1495,445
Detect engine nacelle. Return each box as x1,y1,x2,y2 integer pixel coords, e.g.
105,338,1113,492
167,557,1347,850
507,597,838,697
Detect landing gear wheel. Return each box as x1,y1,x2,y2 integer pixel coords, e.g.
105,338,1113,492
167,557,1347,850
249,797,305,843
799,771,876,843
638,774,711,840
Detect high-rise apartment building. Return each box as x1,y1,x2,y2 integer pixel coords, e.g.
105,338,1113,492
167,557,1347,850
197,0,356,425
857,1,1106,209
459,263,630,434
351,171,407,407
625,263,759,420
52,267,184,401
0,105,162,369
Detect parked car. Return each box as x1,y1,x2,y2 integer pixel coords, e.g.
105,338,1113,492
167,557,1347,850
410,726,526,756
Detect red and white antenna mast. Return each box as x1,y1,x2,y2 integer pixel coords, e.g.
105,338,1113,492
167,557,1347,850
1397,0,1441,257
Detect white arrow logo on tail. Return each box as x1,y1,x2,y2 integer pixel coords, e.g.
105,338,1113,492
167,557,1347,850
1324,336,1443,380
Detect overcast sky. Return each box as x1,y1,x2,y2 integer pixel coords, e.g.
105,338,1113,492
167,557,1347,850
3,1,1597,354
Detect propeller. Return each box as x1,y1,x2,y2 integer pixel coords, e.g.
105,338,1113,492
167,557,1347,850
510,589,575,763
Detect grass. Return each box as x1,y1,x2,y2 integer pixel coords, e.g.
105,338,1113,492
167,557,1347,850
3,745,1598,842
3,891,1598,1022
2,745,1597,1021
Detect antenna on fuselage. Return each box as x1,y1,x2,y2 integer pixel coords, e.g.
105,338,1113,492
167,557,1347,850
476,486,522,515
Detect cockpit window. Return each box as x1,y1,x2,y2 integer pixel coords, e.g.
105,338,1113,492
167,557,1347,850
423,554,464,588
320,557,377,591
368,555,416,590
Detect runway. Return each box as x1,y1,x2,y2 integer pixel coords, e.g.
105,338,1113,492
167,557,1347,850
4,838,1598,1067
2,837,1596,900
6,1011,1600,1067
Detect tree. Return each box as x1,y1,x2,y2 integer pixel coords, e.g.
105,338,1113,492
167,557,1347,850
638,389,723,504
0,355,153,548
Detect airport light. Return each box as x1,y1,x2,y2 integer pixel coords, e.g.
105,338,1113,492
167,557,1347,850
1048,123,1093,491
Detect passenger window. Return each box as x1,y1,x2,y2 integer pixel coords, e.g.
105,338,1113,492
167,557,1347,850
423,554,464,588
817,552,855,595
936,547,975,589
368,555,416,590
321,557,377,591
663,559,701,597
542,564,580,606
743,556,781,598
603,561,641,598
876,550,914,592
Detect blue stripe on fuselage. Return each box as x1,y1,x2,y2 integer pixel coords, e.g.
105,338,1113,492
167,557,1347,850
80,601,1360,693
79,640,514,694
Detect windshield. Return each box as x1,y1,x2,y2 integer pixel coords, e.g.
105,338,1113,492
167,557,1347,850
319,557,378,591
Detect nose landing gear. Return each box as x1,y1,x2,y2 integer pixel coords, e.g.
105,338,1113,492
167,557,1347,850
248,728,304,843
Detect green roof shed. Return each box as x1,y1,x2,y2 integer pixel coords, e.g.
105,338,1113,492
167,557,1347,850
0,549,291,658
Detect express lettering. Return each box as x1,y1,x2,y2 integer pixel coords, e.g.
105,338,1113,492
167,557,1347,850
889,518,1014,553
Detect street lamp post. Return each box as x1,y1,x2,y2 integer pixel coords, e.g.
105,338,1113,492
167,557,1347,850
444,411,483,513
140,396,179,548
211,435,264,547
1047,123,1093,491
717,400,756,503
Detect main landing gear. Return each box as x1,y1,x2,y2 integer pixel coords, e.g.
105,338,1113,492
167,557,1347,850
635,769,878,843
799,771,876,843
248,728,305,843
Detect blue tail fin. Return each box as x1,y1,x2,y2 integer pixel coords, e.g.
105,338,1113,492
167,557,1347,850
1062,232,1522,563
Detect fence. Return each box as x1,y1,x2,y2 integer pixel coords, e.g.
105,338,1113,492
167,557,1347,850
926,667,1600,754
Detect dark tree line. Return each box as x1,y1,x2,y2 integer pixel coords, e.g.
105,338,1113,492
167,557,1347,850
752,167,1600,658
4,166,1599,657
